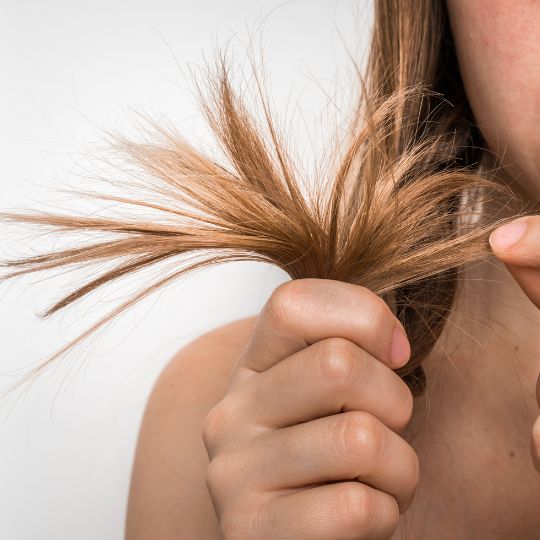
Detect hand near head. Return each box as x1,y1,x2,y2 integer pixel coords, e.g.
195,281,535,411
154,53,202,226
202,278,417,539
489,216,540,471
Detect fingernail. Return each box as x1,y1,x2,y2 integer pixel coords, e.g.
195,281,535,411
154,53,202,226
489,219,528,251
390,325,411,368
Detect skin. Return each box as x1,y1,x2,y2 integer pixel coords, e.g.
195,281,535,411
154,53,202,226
446,0,540,200
125,1,540,538
126,283,417,539
446,0,540,470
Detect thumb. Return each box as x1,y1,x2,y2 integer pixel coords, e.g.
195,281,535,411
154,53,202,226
532,415,540,472
488,216,540,308
490,216,540,471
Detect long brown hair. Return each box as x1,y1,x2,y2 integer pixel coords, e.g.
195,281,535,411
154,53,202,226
0,0,528,396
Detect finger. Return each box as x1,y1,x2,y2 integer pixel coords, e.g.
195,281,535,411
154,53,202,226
232,278,410,380
489,216,540,307
532,415,540,473
243,411,418,513
537,371,540,407
260,481,399,540
231,336,413,434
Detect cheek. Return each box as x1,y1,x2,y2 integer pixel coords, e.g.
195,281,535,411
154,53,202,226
447,0,540,196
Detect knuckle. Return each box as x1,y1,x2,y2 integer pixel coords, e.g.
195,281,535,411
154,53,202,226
337,483,377,535
386,495,401,530
205,455,228,497
356,284,383,306
394,385,415,431
317,337,359,385
265,280,307,328
205,453,238,500
397,448,420,513
360,289,393,326
372,301,393,332
202,399,236,449
336,411,384,465
201,408,221,449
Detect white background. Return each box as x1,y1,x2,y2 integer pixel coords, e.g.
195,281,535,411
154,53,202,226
0,1,372,538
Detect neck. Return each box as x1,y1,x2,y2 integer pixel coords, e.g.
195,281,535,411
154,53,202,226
397,157,540,538
418,162,540,411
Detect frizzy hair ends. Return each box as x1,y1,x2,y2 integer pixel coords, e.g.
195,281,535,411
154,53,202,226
0,1,528,396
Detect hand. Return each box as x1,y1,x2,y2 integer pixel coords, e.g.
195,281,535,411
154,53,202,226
489,216,540,471
201,278,418,539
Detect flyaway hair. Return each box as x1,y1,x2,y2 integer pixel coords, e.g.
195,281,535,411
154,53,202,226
0,0,530,397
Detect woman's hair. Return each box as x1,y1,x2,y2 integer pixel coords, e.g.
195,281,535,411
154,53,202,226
0,0,529,396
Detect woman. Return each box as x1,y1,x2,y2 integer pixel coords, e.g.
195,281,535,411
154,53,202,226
124,1,540,539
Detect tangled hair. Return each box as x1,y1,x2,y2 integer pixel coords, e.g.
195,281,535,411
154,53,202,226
0,0,529,397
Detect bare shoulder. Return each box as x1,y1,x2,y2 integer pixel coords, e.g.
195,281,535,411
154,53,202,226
146,314,258,403
125,314,259,540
